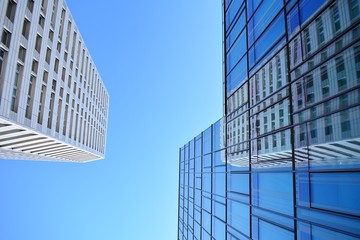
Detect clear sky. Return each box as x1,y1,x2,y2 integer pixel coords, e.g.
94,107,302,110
0,0,222,239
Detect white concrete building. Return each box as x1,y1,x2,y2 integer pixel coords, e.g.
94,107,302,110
0,0,109,162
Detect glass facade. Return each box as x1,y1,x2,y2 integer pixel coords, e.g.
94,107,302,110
178,0,360,239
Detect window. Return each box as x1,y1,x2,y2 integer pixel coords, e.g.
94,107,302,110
48,29,54,42
52,80,57,91
320,66,329,97
35,35,42,53
71,32,77,58
45,47,51,64
55,99,62,133
349,0,360,21
42,71,48,83
339,95,348,108
273,134,277,147
27,0,34,13
61,67,66,81
50,0,58,28
324,117,332,138
6,0,17,22
11,64,22,112
304,28,311,55
68,75,72,88
259,220,293,240
41,0,48,13
331,4,341,33
276,55,282,88
57,41,61,53
54,58,59,73
63,52,67,62
340,111,351,134
310,121,317,139
22,19,31,39
18,46,26,62
335,56,346,91
0,49,4,76
305,75,314,104
316,17,325,45
1,29,11,48
31,59,38,74
58,9,66,40
38,84,46,124
65,21,71,50
25,75,36,119
354,45,360,81
38,15,45,28
47,93,55,128
310,172,360,215
281,131,286,146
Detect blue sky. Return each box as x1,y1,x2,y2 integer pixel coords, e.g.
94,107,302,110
0,0,222,239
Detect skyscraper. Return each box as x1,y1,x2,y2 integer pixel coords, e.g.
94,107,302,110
178,0,360,239
0,0,109,162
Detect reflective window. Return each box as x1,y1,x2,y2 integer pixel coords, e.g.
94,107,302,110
310,172,360,216
227,55,247,93
213,167,225,197
226,9,246,50
312,225,359,240
249,12,285,68
226,0,244,30
228,200,250,236
299,0,326,24
217,218,229,240
213,119,225,151
227,30,247,74
248,0,283,46
287,5,300,36
259,220,293,240
203,127,212,155
253,172,293,216
228,173,249,194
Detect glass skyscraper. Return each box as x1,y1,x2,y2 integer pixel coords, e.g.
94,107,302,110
178,0,360,239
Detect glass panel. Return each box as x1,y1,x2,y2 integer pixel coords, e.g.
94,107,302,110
212,217,226,239
253,172,294,216
213,118,225,151
213,169,226,197
202,210,211,232
203,126,212,154
287,5,300,37
227,30,247,74
226,9,246,49
259,220,294,240
248,0,284,46
195,134,202,157
227,55,248,94
312,225,359,240
228,199,250,236
213,150,226,166
310,172,360,216
228,173,249,194
226,0,244,29
252,12,285,66
189,139,195,159
299,0,326,24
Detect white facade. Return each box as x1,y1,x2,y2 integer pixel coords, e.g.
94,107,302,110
0,0,109,162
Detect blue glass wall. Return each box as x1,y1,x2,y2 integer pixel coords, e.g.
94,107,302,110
179,0,360,239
